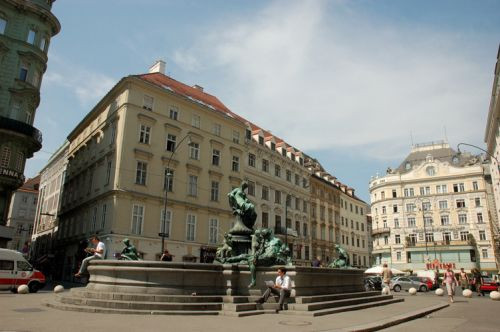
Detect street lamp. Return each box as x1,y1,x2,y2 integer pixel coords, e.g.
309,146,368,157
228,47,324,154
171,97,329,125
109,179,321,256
285,194,290,257
457,142,500,171
160,134,191,255
415,198,430,260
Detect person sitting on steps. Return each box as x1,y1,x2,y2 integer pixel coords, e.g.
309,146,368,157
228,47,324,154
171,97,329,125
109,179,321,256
255,267,291,311
75,235,106,278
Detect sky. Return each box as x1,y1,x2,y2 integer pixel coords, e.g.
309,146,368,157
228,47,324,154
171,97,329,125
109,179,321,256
26,0,500,203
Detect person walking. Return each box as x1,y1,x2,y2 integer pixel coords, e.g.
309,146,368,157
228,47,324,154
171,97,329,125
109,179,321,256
382,263,393,294
459,267,469,292
471,268,483,296
443,267,458,303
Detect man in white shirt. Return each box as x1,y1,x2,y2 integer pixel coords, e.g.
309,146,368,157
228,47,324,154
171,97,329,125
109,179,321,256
255,267,291,310
75,235,106,278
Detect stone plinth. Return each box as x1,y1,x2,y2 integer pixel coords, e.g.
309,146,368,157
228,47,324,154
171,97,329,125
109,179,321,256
87,261,364,297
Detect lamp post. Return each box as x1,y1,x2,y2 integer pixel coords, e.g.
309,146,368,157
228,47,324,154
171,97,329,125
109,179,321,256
285,194,290,256
160,134,191,255
415,198,429,260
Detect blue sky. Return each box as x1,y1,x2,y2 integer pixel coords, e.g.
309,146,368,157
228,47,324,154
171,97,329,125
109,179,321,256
26,0,500,202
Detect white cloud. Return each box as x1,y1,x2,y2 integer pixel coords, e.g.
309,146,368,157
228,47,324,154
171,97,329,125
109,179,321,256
43,54,116,108
171,0,492,160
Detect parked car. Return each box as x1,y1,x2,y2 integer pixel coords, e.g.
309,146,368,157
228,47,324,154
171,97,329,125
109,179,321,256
410,276,434,290
0,249,46,293
479,277,500,293
391,276,428,292
364,276,382,291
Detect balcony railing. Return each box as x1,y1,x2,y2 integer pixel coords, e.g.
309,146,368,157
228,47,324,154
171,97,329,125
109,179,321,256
371,227,391,235
0,116,42,146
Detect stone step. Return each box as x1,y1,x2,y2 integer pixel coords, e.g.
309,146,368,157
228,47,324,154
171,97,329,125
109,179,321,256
222,309,278,317
70,289,224,303
44,300,220,315
289,294,394,311
295,291,380,304
56,295,223,311
223,302,258,312
283,298,405,317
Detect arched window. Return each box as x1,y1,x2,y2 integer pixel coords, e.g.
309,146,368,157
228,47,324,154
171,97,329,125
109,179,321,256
1,146,11,168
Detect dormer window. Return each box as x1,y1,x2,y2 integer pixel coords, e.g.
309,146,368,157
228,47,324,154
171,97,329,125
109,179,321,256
245,129,251,140
405,162,411,170
281,148,286,157
270,142,276,151
258,136,264,145
426,166,435,176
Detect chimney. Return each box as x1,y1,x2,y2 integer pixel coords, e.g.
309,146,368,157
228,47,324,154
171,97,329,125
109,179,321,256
149,60,166,74
193,84,204,92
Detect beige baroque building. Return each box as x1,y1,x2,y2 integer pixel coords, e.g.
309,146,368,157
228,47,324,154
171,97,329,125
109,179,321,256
369,141,498,273
56,61,246,276
484,44,500,267
308,160,370,268
242,124,311,265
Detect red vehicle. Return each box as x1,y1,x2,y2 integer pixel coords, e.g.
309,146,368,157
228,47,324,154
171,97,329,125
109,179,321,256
410,276,434,290
479,277,500,293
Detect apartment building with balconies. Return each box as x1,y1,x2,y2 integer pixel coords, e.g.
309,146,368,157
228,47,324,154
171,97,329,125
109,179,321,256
369,141,498,273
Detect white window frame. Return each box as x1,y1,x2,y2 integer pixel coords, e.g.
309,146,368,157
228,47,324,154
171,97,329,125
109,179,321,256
188,175,198,196
135,161,147,185
191,114,200,128
27,29,36,44
166,134,176,152
210,181,219,201
143,95,154,111
160,209,172,238
209,218,218,244
131,204,144,235
189,142,200,160
139,124,151,144
186,214,196,241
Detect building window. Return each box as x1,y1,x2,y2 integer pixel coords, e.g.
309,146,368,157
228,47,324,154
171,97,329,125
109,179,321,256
210,181,219,201
262,212,269,228
169,106,179,120
189,142,200,160
139,124,151,144
384,236,388,245
160,209,172,238
262,159,269,172
166,134,176,152
0,18,6,34
258,136,264,145
248,153,256,167
38,35,46,51
27,29,36,44
19,61,29,81
393,205,398,213
232,156,240,172
294,174,300,186
482,248,488,258
477,213,483,223
131,204,144,235
209,218,219,244
101,204,107,229
425,233,434,242
244,181,254,196
286,170,292,182
453,183,465,192
105,161,112,185
275,215,282,229
409,234,417,245
395,234,401,244
382,206,386,214
394,219,399,228
472,181,478,191
407,217,416,227
186,214,196,241
423,216,433,226
191,114,200,128
440,215,449,225
143,95,154,111
303,223,308,237
460,231,469,241
456,199,466,208
396,251,401,261
406,203,415,212
439,200,448,209
188,175,198,196
135,161,147,185
479,230,486,241
274,190,281,204
245,128,251,140
458,214,467,224
275,165,281,177
422,202,431,211
436,184,447,193
164,168,173,192
475,198,481,207
31,70,40,88
15,152,23,171
212,123,221,136
443,232,451,244
261,186,269,200
232,131,240,144
404,188,415,197
212,149,220,166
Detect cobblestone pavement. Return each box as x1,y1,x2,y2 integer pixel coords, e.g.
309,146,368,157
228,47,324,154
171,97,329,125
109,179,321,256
0,287,498,332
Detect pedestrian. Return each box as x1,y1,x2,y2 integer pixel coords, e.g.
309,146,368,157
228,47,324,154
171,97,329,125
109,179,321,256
471,268,483,296
74,235,106,278
434,267,440,289
312,256,322,267
382,263,393,294
255,267,291,311
160,249,173,262
442,267,458,303
459,267,469,291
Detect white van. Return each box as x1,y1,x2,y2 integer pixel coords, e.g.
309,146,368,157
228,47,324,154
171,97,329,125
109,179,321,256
0,248,46,293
